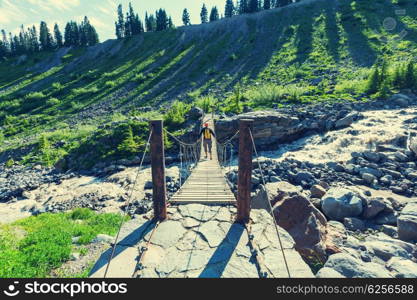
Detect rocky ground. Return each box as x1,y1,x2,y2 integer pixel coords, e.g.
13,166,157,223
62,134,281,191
221,93,417,277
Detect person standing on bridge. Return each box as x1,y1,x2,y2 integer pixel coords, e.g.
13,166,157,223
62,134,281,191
200,123,216,160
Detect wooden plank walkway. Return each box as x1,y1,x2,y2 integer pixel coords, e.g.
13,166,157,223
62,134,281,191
170,117,236,204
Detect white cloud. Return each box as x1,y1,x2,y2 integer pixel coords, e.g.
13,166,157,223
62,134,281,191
0,0,26,24
26,0,81,12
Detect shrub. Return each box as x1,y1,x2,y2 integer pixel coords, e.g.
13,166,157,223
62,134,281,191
104,81,116,88
164,101,190,128
25,92,46,101
195,95,216,113
366,66,380,94
46,97,60,106
133,73,146,83
72,86,99,96
5,158,14,168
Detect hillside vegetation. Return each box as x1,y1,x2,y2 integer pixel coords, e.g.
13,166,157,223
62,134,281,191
1,0,417,169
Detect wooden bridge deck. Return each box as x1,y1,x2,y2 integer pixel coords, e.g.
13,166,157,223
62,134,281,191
170,118,236,204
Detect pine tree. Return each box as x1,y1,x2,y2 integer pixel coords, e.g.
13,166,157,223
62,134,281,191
39,21,54,50
225,0,235,18
264,0,271,9
182,8,191,26
404,61,416,89
239,0,248,14
276,0,292,7
248,0,259,12
29,26,39,52
156,9,168,31
210,7,220,22
54,24,63,48
366,66,380,95
200,4,208,23
145,12,156,32
116,4,125,39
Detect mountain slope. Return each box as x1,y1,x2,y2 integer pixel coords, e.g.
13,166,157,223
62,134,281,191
1,0,417,169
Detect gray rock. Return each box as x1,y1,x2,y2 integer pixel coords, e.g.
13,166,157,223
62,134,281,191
344,217,365,231
359,167,383,178
294,171,315,184
70,253,81,261
144,181,153,189
199,221,225,248
375,212,398,225
394,151,409,162
386,257,417,278
362,172,377,184
335,112,359,128
316,267,345,278
398,201,417,242
321,188,363,221
150,220,186,248
362,198,386,219
93,234,114,244
380,225,398,238
363,151,380,163
310,184,326,198
324,253,392,278
389,93,410,107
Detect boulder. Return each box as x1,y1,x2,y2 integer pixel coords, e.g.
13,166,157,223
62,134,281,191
335,112,360,129
343,217,365,231
187,107,204,120
324,253,392,278
310,185,326,198
273,194,328,260
363,151,380,163
362,172,377,184
362,198,386,219
394,151,409,162
321,188,363,221
215,111,304,148
294,171,315,184
409,137,417,156
398,201,417,242
375,212,398,225
389,93,411,107
267,181,302,205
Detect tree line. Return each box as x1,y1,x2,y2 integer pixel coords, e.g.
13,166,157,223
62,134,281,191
116,1,301,40
0,17,99,58
115,3,174,39
189,0,300,25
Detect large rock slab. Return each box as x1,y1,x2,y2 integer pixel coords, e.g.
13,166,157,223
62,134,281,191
321,187,363,221
324,253,392,278
149,220,187,248
398,201,417,242
386,257,417,278
90,246,138,278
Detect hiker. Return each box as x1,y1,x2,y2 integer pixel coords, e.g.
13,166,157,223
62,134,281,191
200,123,216,160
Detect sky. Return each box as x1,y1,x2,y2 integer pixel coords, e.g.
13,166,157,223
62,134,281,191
0,0,228,41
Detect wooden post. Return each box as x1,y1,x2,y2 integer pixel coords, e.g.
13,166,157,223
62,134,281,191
150,120,167,221
237,119,254,223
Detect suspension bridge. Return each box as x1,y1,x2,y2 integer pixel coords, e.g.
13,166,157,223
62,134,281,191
89,116,314,278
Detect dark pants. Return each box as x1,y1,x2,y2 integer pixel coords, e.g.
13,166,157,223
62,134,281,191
203,139,212,154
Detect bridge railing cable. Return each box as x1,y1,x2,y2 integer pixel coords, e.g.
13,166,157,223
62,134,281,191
163,128,201,197
104,129,153,278
249,128,291,279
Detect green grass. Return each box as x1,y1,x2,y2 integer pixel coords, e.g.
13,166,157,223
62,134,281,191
0,208,128,278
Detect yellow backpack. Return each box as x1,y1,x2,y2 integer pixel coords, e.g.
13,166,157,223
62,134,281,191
204,128,211,139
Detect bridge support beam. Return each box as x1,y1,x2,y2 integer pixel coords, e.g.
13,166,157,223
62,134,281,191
150,120,167,221
237,119,254,224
